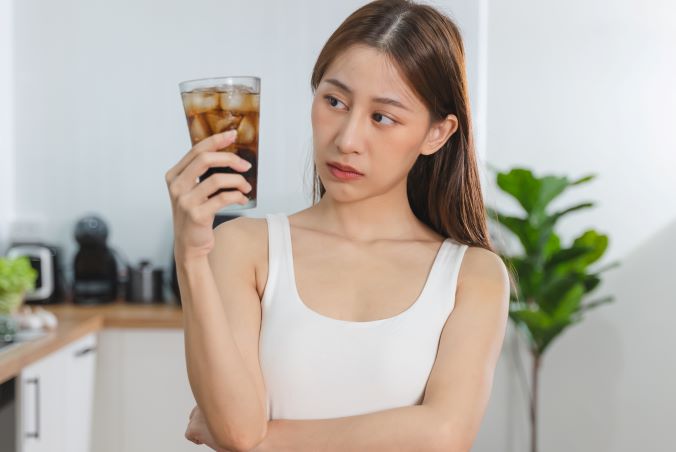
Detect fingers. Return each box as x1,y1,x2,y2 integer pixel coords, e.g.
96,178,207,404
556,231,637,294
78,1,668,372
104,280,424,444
180,172,252,206
165,129,238,185
174,173,251,225
168,151,252,204
186,435,202,445
188,190,250,225
185,425,203,445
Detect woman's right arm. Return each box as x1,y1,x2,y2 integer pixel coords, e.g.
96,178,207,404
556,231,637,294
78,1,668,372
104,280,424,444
177,223,268,452
166,130,267,451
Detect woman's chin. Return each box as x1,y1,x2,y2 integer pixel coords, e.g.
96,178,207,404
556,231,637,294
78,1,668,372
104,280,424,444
320,186,370,204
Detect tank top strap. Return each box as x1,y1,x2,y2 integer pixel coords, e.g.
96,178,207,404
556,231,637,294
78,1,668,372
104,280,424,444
262,212,290,309
423,239,469,315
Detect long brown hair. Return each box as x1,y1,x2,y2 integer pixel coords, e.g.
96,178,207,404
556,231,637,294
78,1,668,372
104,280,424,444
309,0,495,252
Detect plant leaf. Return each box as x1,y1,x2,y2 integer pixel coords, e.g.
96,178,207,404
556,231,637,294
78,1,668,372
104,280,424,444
494,214,538,253
510,308,552,337
496,168,572,216
582,273,602,293
576,295,614,314
544,245,595,272
570,173,597,185
496,169,543,214
542,233,561,262
538,317,578,354
538,274,580,313
572,230,609,267
536,175,571,216
552,283,585,321
549,202,595,224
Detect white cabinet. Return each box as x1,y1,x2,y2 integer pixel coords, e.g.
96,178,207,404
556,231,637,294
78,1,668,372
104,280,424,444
18,332,98,452
63,333,98,452
91,329,198,452
18,346,65,452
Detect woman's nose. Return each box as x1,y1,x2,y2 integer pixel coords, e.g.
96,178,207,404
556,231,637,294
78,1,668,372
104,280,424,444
334,110,366,154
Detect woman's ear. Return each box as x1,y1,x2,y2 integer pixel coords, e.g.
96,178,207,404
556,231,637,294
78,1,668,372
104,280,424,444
420,114,459,156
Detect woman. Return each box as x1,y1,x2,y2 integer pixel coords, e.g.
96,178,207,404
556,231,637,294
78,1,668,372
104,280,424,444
167,1,510,450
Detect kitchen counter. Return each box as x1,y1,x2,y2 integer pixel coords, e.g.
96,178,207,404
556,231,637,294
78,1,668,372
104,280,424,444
0,299,183,384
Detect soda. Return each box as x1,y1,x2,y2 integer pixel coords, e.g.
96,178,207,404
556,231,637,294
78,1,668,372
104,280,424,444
180,81,260,209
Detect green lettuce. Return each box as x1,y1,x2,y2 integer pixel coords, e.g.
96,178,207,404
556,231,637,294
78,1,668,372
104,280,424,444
0,256,38,299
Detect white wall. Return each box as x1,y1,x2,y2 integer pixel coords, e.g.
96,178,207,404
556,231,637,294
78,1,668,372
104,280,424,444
4,0,483,284
478,1,676,451
0,0,14,249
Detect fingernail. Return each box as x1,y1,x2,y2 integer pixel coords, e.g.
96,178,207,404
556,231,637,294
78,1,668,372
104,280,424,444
242,160,252,169
223,129,237,139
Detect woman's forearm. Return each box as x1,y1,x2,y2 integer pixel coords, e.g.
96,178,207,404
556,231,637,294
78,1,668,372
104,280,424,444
253,405,453,452
178,255,266,451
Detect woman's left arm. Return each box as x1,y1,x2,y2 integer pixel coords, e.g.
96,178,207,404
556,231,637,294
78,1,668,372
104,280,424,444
252,247,511,452
187,248,509,451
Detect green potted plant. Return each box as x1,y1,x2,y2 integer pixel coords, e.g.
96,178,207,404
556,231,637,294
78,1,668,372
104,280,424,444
486,166,620,452
0,255,38,342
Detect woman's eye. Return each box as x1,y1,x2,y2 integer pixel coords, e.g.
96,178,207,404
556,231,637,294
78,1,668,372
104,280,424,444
372,113,396,126
324,95,346,109
323,95,396,126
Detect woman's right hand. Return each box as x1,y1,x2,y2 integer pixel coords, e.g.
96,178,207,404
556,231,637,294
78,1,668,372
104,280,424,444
165,130,253,262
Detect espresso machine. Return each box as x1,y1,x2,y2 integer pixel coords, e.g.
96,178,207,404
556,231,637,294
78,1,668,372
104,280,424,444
71,215,122,304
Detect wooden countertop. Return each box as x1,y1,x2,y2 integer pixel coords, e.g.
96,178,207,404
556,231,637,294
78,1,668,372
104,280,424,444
0,299,184,384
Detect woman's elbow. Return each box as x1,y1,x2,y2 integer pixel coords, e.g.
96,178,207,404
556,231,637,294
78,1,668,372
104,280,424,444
436,422,474,452
216,421,267,452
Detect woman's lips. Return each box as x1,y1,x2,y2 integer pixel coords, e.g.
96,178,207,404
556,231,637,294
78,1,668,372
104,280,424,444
327,163,364,181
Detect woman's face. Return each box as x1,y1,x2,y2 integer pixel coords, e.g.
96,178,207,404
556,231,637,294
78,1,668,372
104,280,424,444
311,44,456,201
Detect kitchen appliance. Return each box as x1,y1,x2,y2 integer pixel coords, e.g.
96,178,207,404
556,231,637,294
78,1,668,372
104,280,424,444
5,242,67,305
127,260,164,304
169,213,241,306
72,215,122,305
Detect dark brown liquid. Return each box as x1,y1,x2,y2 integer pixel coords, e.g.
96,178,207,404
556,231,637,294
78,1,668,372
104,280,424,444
181,87,259,200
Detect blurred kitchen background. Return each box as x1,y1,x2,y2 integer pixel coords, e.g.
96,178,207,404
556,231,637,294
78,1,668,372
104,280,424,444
0,0,674,451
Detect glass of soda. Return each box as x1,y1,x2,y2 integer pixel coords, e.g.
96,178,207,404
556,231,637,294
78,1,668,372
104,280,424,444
179,76,260,211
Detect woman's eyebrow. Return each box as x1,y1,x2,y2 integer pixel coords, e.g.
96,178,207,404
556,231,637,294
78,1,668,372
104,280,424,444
324,78,411,112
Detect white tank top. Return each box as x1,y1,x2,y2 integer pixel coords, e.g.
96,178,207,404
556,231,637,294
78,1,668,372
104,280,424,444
259,213,468,420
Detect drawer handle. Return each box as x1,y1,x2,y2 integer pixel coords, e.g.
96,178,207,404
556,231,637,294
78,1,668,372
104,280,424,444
25,377,40,439
75,345,97,357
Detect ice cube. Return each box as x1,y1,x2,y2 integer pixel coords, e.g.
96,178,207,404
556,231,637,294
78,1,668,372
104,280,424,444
204,111,242,134
183,90,219,116
237,115,257,144
245,94,259,112
189,114,211,143
220,87,258,112
220,90,245,112
245,94,260,112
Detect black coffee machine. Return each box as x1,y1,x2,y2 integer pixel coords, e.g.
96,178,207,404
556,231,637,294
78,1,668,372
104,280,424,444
72,214,123,305
170,213,241,306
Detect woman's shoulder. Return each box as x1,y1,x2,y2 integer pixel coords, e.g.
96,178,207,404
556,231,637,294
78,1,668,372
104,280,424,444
214,215,267,239
212,216,269,260
458,245,510,289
